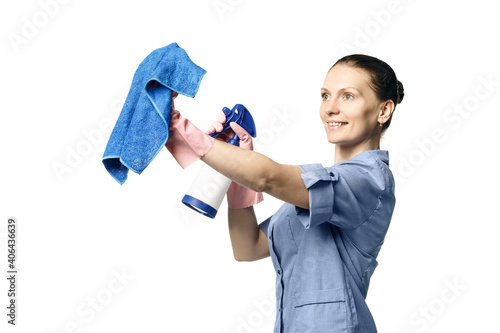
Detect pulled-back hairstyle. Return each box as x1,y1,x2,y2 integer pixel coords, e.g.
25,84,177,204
332,54,404,131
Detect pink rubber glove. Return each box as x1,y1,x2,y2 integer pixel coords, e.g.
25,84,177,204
207,113,264,209
165,92,214,168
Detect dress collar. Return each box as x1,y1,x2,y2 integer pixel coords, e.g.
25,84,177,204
343,149,389,165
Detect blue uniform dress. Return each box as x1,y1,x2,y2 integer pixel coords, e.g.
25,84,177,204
258,150,395,333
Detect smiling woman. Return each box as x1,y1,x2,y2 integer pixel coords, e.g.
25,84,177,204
320,55,404,163
164,54,404,332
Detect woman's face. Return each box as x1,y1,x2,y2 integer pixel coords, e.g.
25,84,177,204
320,64,383,148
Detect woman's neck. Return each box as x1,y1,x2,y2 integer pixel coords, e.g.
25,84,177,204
334,138,380,164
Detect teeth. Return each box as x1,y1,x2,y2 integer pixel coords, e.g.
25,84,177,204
327,122,347,126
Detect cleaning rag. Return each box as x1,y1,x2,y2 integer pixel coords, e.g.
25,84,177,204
102,42,206,184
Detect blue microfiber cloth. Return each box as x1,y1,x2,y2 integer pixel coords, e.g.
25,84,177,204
102,43,206,184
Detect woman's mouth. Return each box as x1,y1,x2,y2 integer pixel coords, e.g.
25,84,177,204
327,121,348,128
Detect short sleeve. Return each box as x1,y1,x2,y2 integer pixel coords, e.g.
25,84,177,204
296,160,387,230
258,216,272,237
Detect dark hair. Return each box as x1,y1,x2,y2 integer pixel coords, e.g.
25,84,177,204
331,54,404,131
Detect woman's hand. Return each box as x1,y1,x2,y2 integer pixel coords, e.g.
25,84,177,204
206,112,234,143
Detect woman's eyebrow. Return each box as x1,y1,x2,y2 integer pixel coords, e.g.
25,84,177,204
321,87,362,94
340,86,360,92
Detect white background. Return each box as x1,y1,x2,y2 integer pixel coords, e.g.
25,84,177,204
1,0,499,332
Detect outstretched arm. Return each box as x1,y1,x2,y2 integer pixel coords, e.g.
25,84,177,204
201,140,309,209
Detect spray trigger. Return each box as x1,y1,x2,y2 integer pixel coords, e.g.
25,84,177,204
210,104,257,146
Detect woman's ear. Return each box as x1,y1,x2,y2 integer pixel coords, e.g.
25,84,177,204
378,100,395,125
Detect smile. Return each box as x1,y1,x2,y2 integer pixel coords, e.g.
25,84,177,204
327,121,348,127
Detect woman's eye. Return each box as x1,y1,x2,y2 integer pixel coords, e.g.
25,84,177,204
344,93,354,100
322,94,330,101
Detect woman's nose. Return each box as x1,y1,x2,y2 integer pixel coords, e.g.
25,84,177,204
323,99,340,115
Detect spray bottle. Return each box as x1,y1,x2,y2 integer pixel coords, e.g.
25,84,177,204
181,104,256,218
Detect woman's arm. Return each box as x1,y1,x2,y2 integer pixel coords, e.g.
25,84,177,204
227,206,270,261
201,140,309,209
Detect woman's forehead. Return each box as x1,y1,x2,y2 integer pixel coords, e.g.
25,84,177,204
324,65,372,91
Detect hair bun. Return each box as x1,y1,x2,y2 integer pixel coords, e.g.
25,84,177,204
396,80,404,104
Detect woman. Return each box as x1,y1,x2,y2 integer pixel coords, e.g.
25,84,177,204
166,54,404,332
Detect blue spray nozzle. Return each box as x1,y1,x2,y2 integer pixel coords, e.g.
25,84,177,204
222,107,232,117
209,104,256,146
